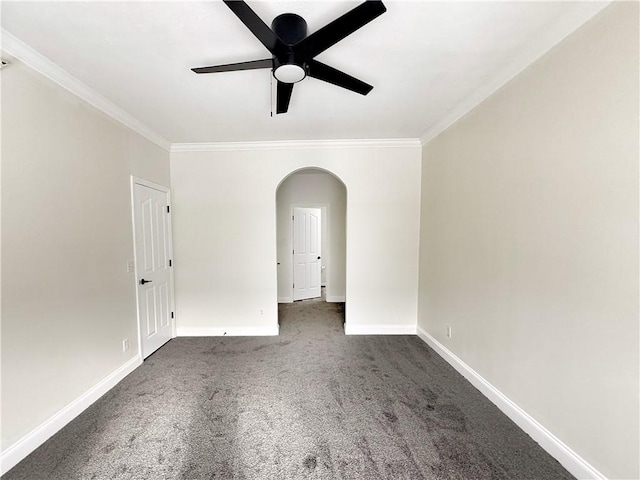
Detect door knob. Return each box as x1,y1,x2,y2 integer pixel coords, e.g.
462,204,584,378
140,279,153,285
317,256,321,260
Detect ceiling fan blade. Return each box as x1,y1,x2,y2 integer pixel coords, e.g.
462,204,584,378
277,81,294,114
192,59,273,74
223,1,285,56
307,60,373,96
295,1,386,59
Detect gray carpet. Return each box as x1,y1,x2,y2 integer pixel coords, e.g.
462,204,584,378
3,298,574,479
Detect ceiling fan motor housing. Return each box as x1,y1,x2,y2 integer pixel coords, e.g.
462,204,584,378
271,13,307,45
271,13,308,83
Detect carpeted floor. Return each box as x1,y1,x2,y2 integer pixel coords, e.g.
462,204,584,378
3,297,574,479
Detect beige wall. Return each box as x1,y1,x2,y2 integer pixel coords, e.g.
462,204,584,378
1,62,170,449
418,3,639,478
276,170,347,302
171,144,421,335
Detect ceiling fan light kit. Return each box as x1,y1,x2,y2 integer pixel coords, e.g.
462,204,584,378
273,64,306,84
191,0,386,114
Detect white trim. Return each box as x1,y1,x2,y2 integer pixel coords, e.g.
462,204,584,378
176,325,279,337
344,324,417,335
130,177,171,194
419,2,611,146
0,355,142,476
171,138,421,153
416,326,606,480
278,297,293,303
1,29,171,151
326,295,345,303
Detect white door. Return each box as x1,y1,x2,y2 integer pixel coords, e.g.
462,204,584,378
293,207,322,301
132,181,173,358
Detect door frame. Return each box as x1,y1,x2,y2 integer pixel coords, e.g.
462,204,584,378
290,203,329,301
130,176,176,359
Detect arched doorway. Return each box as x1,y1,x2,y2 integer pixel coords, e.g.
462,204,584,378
275,167,347,311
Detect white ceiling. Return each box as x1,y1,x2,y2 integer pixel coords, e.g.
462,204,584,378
2,1,608,145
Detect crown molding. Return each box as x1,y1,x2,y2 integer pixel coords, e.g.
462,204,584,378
171,138,421,153
1,29,171,152
419,1,611,147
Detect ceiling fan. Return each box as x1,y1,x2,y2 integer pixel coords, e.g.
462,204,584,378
191,0,387,114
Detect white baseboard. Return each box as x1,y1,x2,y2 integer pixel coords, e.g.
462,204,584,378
345,324,417,335
0,354,142,476
279,296,344,303
176,325,279,336
416,326,605,480
326,295,346,303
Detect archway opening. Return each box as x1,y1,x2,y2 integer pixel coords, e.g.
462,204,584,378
275,167,347,329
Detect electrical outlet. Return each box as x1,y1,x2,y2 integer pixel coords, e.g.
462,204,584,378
122,339,130,352
127,260,135,273
446,326,452,338
260,309,264,316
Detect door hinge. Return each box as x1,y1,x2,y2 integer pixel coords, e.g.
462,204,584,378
292,249,294,255
171,312,174,319
169,259,172,267
293,284,295,288
292,215,294,221
167,205,170,213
